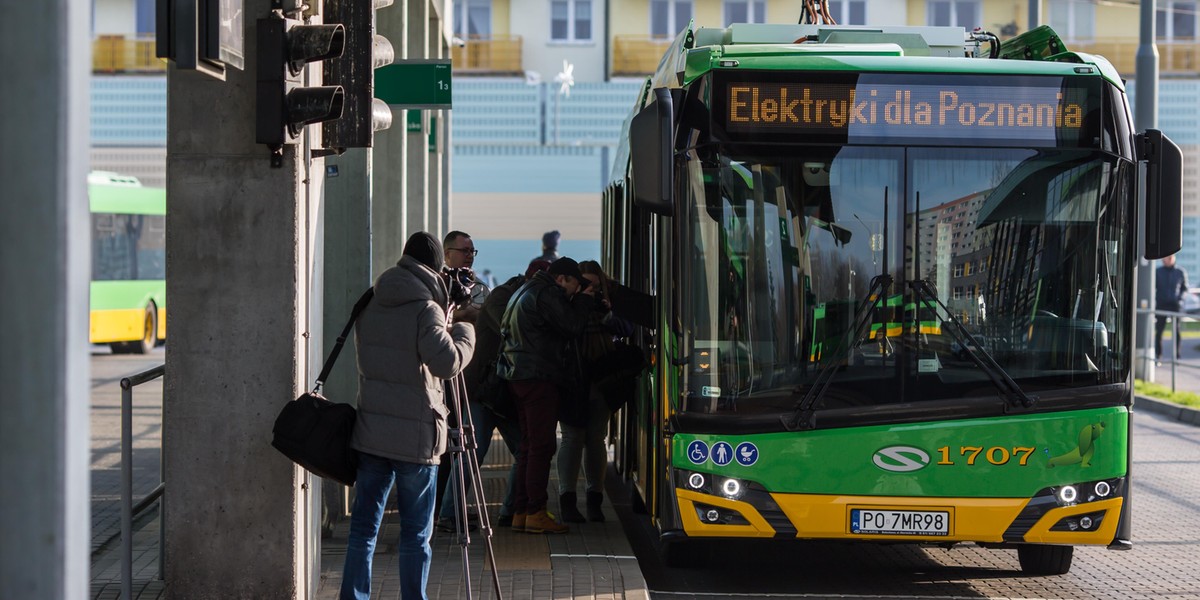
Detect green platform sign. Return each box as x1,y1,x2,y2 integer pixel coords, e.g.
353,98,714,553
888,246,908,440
377,59,452,108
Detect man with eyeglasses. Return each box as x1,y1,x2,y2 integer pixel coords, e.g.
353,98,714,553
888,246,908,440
443,230,490,324
434,230,491,532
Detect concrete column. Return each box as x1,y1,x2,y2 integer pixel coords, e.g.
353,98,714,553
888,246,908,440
319,149,374,530
162,0,325,596
373,0,409,276
430,11,446,235
0,1,91,598
407,0,431,235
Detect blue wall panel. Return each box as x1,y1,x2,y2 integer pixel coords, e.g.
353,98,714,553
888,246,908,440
92,76,167,146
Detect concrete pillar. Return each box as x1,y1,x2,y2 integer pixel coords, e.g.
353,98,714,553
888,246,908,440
373,0,409,276
320,149,374,529
430,10,445,235
407,0,431,235
162,0,325,596
0,2,91,598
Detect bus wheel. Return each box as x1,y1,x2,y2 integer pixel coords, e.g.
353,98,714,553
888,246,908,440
1017,544,1073,575
109,342,129,354
131,304,157,355
661,539,710,568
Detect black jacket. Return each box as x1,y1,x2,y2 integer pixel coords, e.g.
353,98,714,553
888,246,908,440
497,271,594,383
463,274,523,397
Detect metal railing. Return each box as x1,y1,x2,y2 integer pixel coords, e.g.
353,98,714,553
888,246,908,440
612,36,674,76
93,35,166,73
1064,38,1199,75
120,364,165,600
451,35,523,73
1136,307,1198,393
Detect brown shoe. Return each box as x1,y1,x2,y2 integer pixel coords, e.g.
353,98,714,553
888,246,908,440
524,509,569,534
511,513,527,533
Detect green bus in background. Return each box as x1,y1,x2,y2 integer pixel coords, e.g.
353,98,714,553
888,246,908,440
89,171,166,354
604,21,1183,575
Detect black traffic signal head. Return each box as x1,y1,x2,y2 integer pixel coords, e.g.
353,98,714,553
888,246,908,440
323,0,397,149
256,15,347,156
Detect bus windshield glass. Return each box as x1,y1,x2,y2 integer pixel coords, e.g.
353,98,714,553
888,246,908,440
681,144,1134,417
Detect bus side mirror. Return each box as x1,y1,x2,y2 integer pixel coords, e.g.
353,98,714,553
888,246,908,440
630,87,675,216
1138,129,1183,260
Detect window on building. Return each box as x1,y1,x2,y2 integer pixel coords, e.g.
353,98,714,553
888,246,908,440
953,286,964,300
828,1,867,25
953,264,964,277
552,0,592,41
1158,1,1198,41
136,0,155,35
651,0,694,37
1049,0,1095,41
454,0,493,37
724,0,766,25
928,0,980,29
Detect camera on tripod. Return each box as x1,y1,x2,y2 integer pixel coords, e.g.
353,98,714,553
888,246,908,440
442,267,476,307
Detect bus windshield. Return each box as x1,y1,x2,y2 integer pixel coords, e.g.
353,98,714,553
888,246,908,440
681,144,1134,417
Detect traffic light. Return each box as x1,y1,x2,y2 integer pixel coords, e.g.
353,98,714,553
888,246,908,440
256,13,346,164
323,0,397,149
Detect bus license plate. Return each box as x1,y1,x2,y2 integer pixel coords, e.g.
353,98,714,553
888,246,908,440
850,509,950,536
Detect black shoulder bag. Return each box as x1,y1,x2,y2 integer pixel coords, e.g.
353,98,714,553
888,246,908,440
271,288,374,487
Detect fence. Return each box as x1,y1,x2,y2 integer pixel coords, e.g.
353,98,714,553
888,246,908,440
120,364,166,600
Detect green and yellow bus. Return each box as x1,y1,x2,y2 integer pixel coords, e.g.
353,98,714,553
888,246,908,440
89,172,166,354
604,22,1182,574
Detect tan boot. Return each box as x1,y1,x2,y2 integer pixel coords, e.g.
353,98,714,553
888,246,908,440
511,513,527,533
524,509,569,534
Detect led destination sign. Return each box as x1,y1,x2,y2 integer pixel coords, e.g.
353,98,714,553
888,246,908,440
721,77,1094,145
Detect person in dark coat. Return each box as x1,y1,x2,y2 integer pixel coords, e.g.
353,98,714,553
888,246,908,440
498,257,594,533
1156,253,1190,361
341,232,475,600
530,230,561,265
435,259,551,531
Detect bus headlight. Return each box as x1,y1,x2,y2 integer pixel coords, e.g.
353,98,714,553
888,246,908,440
1094,481,1111,498
1057,485,1078,504
720,477,743,499
688,472,706,490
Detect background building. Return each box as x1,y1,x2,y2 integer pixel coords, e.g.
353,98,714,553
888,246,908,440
91,0,1200,275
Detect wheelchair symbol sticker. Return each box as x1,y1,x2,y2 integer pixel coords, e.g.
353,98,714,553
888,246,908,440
735,442,759,466
687,440,710,465
711,441,734,466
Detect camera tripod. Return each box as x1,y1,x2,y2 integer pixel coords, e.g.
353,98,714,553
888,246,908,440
444,369,504,599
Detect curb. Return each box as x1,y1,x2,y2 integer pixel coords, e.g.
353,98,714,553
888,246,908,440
1134,394,1200,426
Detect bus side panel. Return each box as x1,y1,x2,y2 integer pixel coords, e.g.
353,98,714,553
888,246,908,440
89,280,165,343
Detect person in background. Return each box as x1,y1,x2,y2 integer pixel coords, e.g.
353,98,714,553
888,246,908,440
498,257,594,534
531,230,561,265
435,259,551,532
340,232,475,600
557,260,645,523
433,230,489,531
1156,253,1190,362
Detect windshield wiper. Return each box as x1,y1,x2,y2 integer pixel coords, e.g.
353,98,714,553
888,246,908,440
908,278,1037,410
783,273,893,431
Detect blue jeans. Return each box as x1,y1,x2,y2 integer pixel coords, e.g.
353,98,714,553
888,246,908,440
438,399,521,521
340,452,437,600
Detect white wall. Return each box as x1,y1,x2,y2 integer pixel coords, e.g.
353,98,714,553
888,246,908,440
513,0,608,83
866,0,907,25
93,0,135,36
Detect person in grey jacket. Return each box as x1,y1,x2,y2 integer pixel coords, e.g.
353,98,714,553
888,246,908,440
340,231,475,600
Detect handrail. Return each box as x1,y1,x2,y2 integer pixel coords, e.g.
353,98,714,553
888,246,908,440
1135,308,1197,394
119,363,165,600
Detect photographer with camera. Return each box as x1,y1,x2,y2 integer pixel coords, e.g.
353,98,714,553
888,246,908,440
432,231,489,530
340,231,475,600
443,231,490,323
